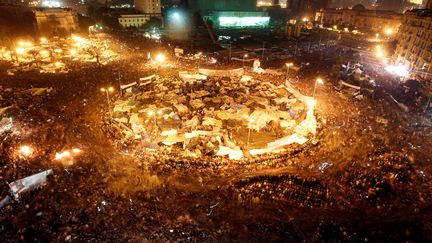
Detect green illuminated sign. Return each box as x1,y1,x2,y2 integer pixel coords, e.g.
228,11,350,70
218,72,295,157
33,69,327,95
219,16,270,28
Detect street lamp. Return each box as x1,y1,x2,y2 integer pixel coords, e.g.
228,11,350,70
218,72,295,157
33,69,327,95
313,78,324,98
285,62,293,81
243,54,248,68
19,145,34,157
306,98,317,108
385,28,394,36
155,53,166,63
101,87,114,119
15,47,25,55
246,117,254,148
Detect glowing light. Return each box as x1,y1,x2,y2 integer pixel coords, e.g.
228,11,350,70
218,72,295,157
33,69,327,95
15,47,25,55
108,87,114,92
72,35,88,46
100,88,106,92
72,148,82,153
385,28,394,35
333,25,338,30
286,62,293,67
40,37,47,43
148,110,154,116
376,50,384,58
19,145,33,157
302,17,309,22
316,78,324,85
55,150,71,160
54,62,62,68
69,49,77,55
306,99,316,108
172,12,180,20
219,17,270,28
386,64,409,77
155,54,166,63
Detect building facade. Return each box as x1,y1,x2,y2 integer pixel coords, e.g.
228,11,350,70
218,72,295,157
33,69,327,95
118,14,151,28
134,0,161,15
34,8,79,36
393,8,432,81
315,7,402,33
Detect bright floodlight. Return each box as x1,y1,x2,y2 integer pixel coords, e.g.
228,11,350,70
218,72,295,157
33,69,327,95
19,145,33,157
386,64,409,77
302,17,309,22
15,47,25,55
385,28,394,35
376,50,384,58
108,87,114,92
100,88,106,92
172,12,181,20
72,148,82,153
155,54,166,63
40,37,47,43
286,62,293,67
148,110,154,116
306,99,316,108
316,78,324,85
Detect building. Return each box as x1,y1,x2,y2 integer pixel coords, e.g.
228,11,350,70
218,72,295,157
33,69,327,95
34,8,79,36
118,14,151,28
393,6,432,81
134,0,161,15
286,0,331,18
209,11,270,29
315,5,402,33
184,0,271,29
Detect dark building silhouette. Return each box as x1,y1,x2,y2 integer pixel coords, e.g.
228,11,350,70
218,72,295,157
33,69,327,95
286,0,331,18
186,0,257,12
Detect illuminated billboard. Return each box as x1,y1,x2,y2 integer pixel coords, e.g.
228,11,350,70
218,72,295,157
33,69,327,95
212,11,270,29
219,16,270,28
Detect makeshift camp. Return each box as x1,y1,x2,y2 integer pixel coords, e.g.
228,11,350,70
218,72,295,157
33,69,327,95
110,69,317,160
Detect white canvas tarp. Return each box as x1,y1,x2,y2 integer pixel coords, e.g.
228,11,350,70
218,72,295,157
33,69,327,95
199,68,244,77
9,169,53,199
267,133,308,151
248,109,279,131
216,146,243,160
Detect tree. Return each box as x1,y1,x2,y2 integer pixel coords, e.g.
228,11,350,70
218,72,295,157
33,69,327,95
142,18,162,30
